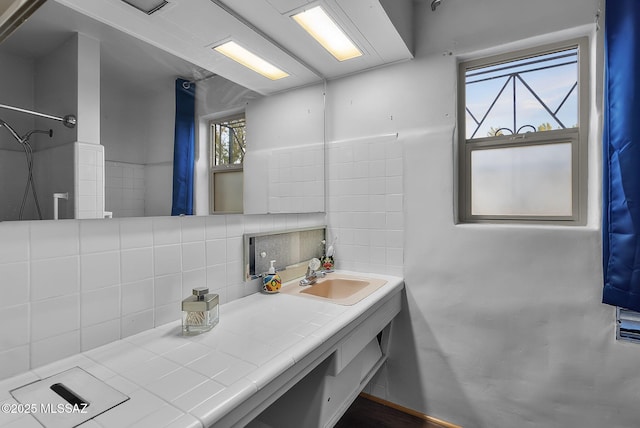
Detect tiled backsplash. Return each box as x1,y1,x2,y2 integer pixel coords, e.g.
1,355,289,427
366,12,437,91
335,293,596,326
0,213,324,380
268,143,325,213
326,134,404,277
105,161,145,218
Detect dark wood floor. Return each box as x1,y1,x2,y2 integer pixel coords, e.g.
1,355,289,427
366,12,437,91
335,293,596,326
335,396,443,428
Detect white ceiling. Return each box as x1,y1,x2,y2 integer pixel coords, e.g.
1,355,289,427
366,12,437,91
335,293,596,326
0,0,413,95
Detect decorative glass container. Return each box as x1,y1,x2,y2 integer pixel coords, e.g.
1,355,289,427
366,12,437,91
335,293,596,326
182,287,219,335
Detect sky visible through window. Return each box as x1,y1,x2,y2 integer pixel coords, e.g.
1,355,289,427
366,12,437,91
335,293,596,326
465,47,578,140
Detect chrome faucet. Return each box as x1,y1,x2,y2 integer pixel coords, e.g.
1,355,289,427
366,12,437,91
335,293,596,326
300,258,325,286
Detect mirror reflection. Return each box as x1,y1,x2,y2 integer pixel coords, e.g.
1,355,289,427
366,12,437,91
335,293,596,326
0,0,324,221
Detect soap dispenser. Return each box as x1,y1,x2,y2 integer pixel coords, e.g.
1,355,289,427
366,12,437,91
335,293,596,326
182,287,219,335
262,260,282,293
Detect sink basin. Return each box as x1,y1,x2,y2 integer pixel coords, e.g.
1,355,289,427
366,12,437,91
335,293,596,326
300,278,370,299
282,274,387,305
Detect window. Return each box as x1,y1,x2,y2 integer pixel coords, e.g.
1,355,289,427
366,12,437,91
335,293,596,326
458,38,588,223
617,308,640,344
210,113,246,213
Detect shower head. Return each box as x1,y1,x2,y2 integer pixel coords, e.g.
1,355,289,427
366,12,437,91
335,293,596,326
0,118,24,144
431,0,442,11
23,128,53,141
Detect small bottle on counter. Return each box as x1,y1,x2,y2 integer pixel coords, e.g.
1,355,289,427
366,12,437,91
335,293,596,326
182,287,219,335
262,260,282,293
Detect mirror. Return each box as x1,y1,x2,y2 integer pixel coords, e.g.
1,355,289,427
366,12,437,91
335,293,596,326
0,0,324,221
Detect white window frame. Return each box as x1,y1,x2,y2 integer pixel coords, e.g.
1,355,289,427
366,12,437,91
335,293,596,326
209,112,246,214
458,37,589,225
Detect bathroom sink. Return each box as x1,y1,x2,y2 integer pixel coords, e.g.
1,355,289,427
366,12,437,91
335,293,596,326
282,274,387,305
300,278,370,299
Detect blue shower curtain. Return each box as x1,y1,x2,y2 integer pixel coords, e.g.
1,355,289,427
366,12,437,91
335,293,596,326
171,78,195,216
602,0,640,312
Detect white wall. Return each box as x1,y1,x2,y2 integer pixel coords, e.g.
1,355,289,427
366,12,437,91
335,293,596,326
325,0,638,427
0,51,34,152
0,51,35,220
101,71,175,217
244,83,325,214
34,33,78,150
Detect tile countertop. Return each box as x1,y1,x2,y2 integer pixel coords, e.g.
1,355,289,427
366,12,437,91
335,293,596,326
0,271,404,428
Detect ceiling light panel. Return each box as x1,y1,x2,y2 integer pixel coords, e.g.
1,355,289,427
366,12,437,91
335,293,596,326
292,5,362,61
214,41,289,80
120,0,167,15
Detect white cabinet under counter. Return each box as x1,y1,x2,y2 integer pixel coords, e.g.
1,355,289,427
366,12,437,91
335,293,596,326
0,271,404,428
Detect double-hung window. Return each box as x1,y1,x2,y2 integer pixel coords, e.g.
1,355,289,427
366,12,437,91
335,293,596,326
458,38,588,224
210,113,246,213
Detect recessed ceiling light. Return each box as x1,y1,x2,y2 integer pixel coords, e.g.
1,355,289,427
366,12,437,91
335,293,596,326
292,5,362,62
213,41,289,80
120,0,168,15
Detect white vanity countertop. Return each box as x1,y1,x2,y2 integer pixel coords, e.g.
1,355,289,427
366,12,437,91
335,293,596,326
0,271,404,428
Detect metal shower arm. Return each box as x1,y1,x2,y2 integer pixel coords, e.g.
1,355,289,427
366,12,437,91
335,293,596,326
0,103,77,128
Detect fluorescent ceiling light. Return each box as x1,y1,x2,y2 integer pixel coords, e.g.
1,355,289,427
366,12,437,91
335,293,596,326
292,5,362,62
121,0,167,15
214,41,289,80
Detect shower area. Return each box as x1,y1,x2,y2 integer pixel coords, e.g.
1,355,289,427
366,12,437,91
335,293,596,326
0,115,57,220
0,31,104,221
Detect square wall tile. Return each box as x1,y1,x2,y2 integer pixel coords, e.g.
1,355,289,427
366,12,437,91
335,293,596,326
31,330,80,369
153,217,181,245
31,256,79,301
81,286,120,327
154,303,180,327
225,215,244,237
121,310,154,338
206,264,226,291
30,220,78,260
225,237,242,262
205,216,226,240
120,218,153,249
121,279,154,316
80,219,120,254
0,263,28,308
0,346,29,381
81,319,120,352
154,274,182,307
0,223,28,264
121,248,153,283
225,261,243,285
31,294,79,342
154,245,182,276
182,269,206,298
0,304,29,351
182,242,205,271
81,251,120,291
205,240,226,267
181,216,205,242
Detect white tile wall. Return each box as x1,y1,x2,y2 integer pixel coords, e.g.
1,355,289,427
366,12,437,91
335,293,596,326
0,212,325,381
268,143,325,213
76,143,105,219
326,134,404,277
105,161,145,218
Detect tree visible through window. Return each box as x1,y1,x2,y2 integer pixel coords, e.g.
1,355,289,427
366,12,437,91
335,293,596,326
210,114,246,213
212,115,246,166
